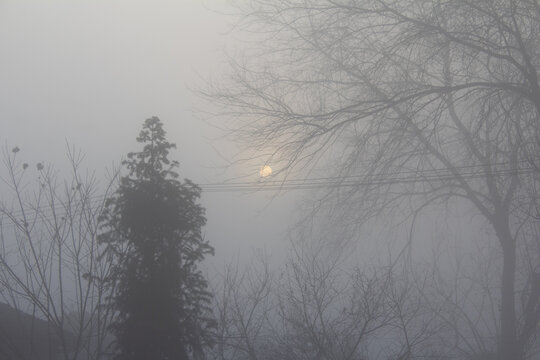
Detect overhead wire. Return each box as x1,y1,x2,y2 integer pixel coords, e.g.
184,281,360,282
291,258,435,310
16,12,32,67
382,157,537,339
200,160,538,192
0,160,538,230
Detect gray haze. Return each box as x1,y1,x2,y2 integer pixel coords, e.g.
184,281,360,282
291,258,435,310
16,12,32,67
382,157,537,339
2,2,530,359
0,0,296,266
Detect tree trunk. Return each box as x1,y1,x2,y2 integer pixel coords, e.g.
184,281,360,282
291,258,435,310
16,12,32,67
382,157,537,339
497,222,519,360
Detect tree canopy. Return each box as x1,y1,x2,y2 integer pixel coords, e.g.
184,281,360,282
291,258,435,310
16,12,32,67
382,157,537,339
98,117,214,360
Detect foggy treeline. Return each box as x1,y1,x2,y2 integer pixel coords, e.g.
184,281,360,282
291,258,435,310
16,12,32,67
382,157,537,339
1,0,540,360
205,1,540,359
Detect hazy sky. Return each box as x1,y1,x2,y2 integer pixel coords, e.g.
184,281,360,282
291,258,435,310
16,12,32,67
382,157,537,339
0,0,297,267
0,0,490,273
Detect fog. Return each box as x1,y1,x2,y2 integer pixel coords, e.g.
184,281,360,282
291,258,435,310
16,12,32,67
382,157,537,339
1,1,539,360
0,0,298,267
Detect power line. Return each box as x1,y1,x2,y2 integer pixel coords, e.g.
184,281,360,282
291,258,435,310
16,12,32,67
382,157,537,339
200,159,535,187
1,161,538,229
201,164,537,192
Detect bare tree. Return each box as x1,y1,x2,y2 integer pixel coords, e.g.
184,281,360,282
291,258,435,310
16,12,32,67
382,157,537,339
271,243,397,360
208,254,273,360
209,241,443,360
0,146,117,360
207,0,540,358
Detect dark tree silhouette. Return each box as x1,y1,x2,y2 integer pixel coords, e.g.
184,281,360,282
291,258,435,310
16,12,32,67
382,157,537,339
0,146,117,360
98,117,215,360
206,1,540,358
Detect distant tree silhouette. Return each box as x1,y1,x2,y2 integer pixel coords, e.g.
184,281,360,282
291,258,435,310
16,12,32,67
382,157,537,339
0,146,117,360
206,1,540,358
99,117,215,360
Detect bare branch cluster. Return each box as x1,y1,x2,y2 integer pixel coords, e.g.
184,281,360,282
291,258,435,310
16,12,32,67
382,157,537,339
205,1,540,358
0,146,118,360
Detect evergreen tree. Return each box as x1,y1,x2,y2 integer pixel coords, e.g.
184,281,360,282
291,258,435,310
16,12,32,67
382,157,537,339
98,117,215,360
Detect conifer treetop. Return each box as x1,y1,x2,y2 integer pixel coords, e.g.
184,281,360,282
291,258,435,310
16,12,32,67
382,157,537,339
124,116,180,181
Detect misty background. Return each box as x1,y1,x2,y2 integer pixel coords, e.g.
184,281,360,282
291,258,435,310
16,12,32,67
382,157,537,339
1,1,537,360
0,0,487,271
0,0,298,268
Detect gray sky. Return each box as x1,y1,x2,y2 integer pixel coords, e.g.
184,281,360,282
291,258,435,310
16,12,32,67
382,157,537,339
0,0,490,272
0,0,297,267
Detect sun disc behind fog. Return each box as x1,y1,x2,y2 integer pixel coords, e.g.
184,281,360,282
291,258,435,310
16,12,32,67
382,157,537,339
259,165,272,177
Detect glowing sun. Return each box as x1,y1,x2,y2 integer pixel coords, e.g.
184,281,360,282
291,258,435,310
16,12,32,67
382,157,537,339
259,165,272,177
